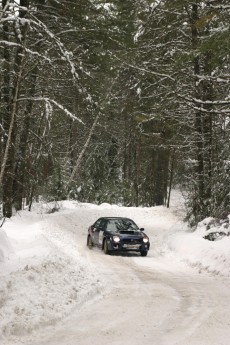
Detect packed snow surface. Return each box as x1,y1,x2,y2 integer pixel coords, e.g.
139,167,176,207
0,194,230,345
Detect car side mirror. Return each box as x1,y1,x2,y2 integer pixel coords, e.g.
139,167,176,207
140,228,144,231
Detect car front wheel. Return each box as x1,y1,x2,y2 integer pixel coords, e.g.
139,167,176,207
103,240,110,255
140,250,148,257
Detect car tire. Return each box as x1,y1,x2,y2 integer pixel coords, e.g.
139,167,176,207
103,240,110,255
87,235,93,249
140,250,148,257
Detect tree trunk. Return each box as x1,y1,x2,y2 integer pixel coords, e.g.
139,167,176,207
14,67,38,211
191,3,205,219
0,0,28,217
167,149,175,208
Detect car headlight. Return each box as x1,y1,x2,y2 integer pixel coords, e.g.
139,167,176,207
113,235,120,243
143,237,149,243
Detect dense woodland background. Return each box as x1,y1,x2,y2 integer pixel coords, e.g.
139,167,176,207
0,0,230,225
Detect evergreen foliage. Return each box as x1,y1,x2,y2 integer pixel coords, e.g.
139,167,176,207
0,0,230,226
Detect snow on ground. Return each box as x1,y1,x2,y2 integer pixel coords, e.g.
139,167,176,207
0,192,230,344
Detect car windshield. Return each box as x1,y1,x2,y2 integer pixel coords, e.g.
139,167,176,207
106,218,139,232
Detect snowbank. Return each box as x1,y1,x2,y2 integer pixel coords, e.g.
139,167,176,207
0,229,13,262
0,207,105,344
168,217,230,276
0,254,102,338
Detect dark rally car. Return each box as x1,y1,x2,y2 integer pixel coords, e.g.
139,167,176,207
87,217,150,256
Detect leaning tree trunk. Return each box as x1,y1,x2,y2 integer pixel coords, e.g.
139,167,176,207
0,0,28,217
1,0,12,217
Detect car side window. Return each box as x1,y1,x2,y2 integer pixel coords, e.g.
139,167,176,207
94,219,102,229
99,219,107,231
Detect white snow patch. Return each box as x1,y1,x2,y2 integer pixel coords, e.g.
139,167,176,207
0,230,14,262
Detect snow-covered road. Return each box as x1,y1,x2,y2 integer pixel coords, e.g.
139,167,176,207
35,252,230,345
1,198,230,345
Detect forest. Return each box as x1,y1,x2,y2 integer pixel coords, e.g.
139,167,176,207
0,0,230,225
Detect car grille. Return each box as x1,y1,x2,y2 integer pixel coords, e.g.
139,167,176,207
122,238,142,244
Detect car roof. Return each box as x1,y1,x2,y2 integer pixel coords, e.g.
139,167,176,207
100,217,131,219
98,217,133,221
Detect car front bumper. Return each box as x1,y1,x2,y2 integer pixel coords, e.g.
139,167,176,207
107,240,150,252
